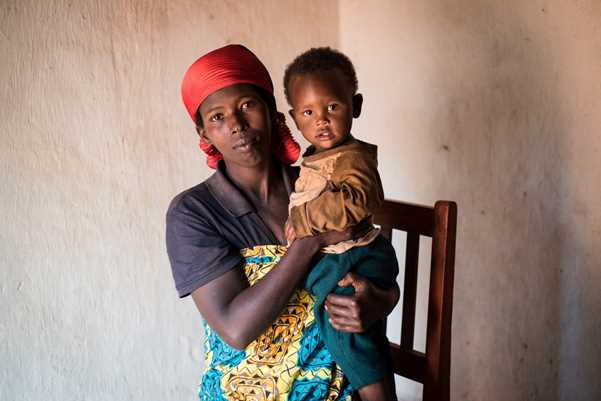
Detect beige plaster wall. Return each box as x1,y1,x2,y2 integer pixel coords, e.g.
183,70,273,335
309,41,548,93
0,1,338,400
3,1,600,401
339,1,601,401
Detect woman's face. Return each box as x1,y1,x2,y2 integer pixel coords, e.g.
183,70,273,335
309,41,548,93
198,84,272,168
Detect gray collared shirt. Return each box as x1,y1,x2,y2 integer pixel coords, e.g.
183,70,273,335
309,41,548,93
166,160,298,297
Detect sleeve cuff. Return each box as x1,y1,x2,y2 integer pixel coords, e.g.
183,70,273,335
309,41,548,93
176,255,242,298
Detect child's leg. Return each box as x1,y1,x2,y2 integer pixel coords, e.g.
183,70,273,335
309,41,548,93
303,235,399,393
357,372,397,401
358,382,394,401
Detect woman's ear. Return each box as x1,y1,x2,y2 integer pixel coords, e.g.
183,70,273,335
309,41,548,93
288,109,300,130
196,127,211,144
352,93,363,118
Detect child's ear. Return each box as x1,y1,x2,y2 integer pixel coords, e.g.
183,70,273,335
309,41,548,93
196,127,211,144
352,93,363,118
288,109,300,130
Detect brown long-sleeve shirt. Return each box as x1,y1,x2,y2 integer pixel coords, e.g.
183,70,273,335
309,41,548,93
288,136,384,253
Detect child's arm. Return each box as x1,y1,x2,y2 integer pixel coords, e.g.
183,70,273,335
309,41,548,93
289,150,384,238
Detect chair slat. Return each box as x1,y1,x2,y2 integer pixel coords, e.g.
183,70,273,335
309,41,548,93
400,232,419,351
379,225,393,241
389,343,426,382
423,201,457,401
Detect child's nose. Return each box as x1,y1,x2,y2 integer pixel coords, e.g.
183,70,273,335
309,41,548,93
315,109,330,125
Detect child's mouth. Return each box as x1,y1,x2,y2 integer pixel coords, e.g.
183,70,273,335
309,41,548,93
316,130,334,141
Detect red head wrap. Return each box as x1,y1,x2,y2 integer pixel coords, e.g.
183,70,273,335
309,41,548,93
181,44,300,168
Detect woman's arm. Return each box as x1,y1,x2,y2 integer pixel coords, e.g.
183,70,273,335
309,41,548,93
190,230,352,350
325,272,400,332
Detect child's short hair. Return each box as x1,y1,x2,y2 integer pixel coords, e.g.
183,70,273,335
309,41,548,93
283,47,358,105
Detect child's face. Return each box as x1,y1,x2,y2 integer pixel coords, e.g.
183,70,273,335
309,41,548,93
288,70,362,152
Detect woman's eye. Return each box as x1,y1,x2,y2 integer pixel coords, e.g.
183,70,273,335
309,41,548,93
327,104,338,111
302,110,312,117
209,113,223,122
241,100,256,111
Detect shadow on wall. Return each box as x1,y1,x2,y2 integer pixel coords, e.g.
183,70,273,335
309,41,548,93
425,4,566,401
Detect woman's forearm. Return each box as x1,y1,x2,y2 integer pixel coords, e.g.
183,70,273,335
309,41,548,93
193,227,354,349
193,236,320,349
223,238,320,347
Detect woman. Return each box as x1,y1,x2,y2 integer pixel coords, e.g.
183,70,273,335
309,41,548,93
166,44,399,400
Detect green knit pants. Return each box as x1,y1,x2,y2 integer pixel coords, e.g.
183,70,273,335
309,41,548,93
304,234,399,389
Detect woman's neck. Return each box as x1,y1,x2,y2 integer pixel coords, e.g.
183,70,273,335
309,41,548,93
225,158,282,203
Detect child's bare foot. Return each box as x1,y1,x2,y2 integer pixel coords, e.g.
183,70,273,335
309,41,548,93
357,377,397,401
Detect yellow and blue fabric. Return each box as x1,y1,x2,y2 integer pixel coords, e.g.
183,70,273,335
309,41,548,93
198,245,354,401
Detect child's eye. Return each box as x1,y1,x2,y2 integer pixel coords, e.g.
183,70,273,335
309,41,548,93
209,113,224,122
302,110,312,117
327,104,338,111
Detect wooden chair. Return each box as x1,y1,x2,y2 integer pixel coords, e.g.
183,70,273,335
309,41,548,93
373,200,457,401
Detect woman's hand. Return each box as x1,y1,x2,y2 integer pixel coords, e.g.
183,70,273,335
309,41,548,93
313,218,372,248
325,272,400,332
284,219,297,245
314,227,353,247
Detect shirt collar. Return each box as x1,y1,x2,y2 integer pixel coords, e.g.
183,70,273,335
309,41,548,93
206,159,297,217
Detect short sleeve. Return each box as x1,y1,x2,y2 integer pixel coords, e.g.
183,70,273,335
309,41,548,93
166,205,243,298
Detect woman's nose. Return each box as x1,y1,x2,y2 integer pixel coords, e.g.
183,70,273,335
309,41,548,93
228,111,248,134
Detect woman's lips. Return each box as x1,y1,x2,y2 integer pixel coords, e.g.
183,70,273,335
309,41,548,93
233,135,259,151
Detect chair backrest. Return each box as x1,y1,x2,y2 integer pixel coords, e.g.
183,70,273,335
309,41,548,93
373,200,457,401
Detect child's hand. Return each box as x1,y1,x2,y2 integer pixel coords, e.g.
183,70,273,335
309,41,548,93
284,219,297,245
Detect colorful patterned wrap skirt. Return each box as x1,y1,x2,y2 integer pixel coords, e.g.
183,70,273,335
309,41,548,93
198,245,354,401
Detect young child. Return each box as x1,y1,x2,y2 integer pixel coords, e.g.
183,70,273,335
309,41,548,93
283,47,399,401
